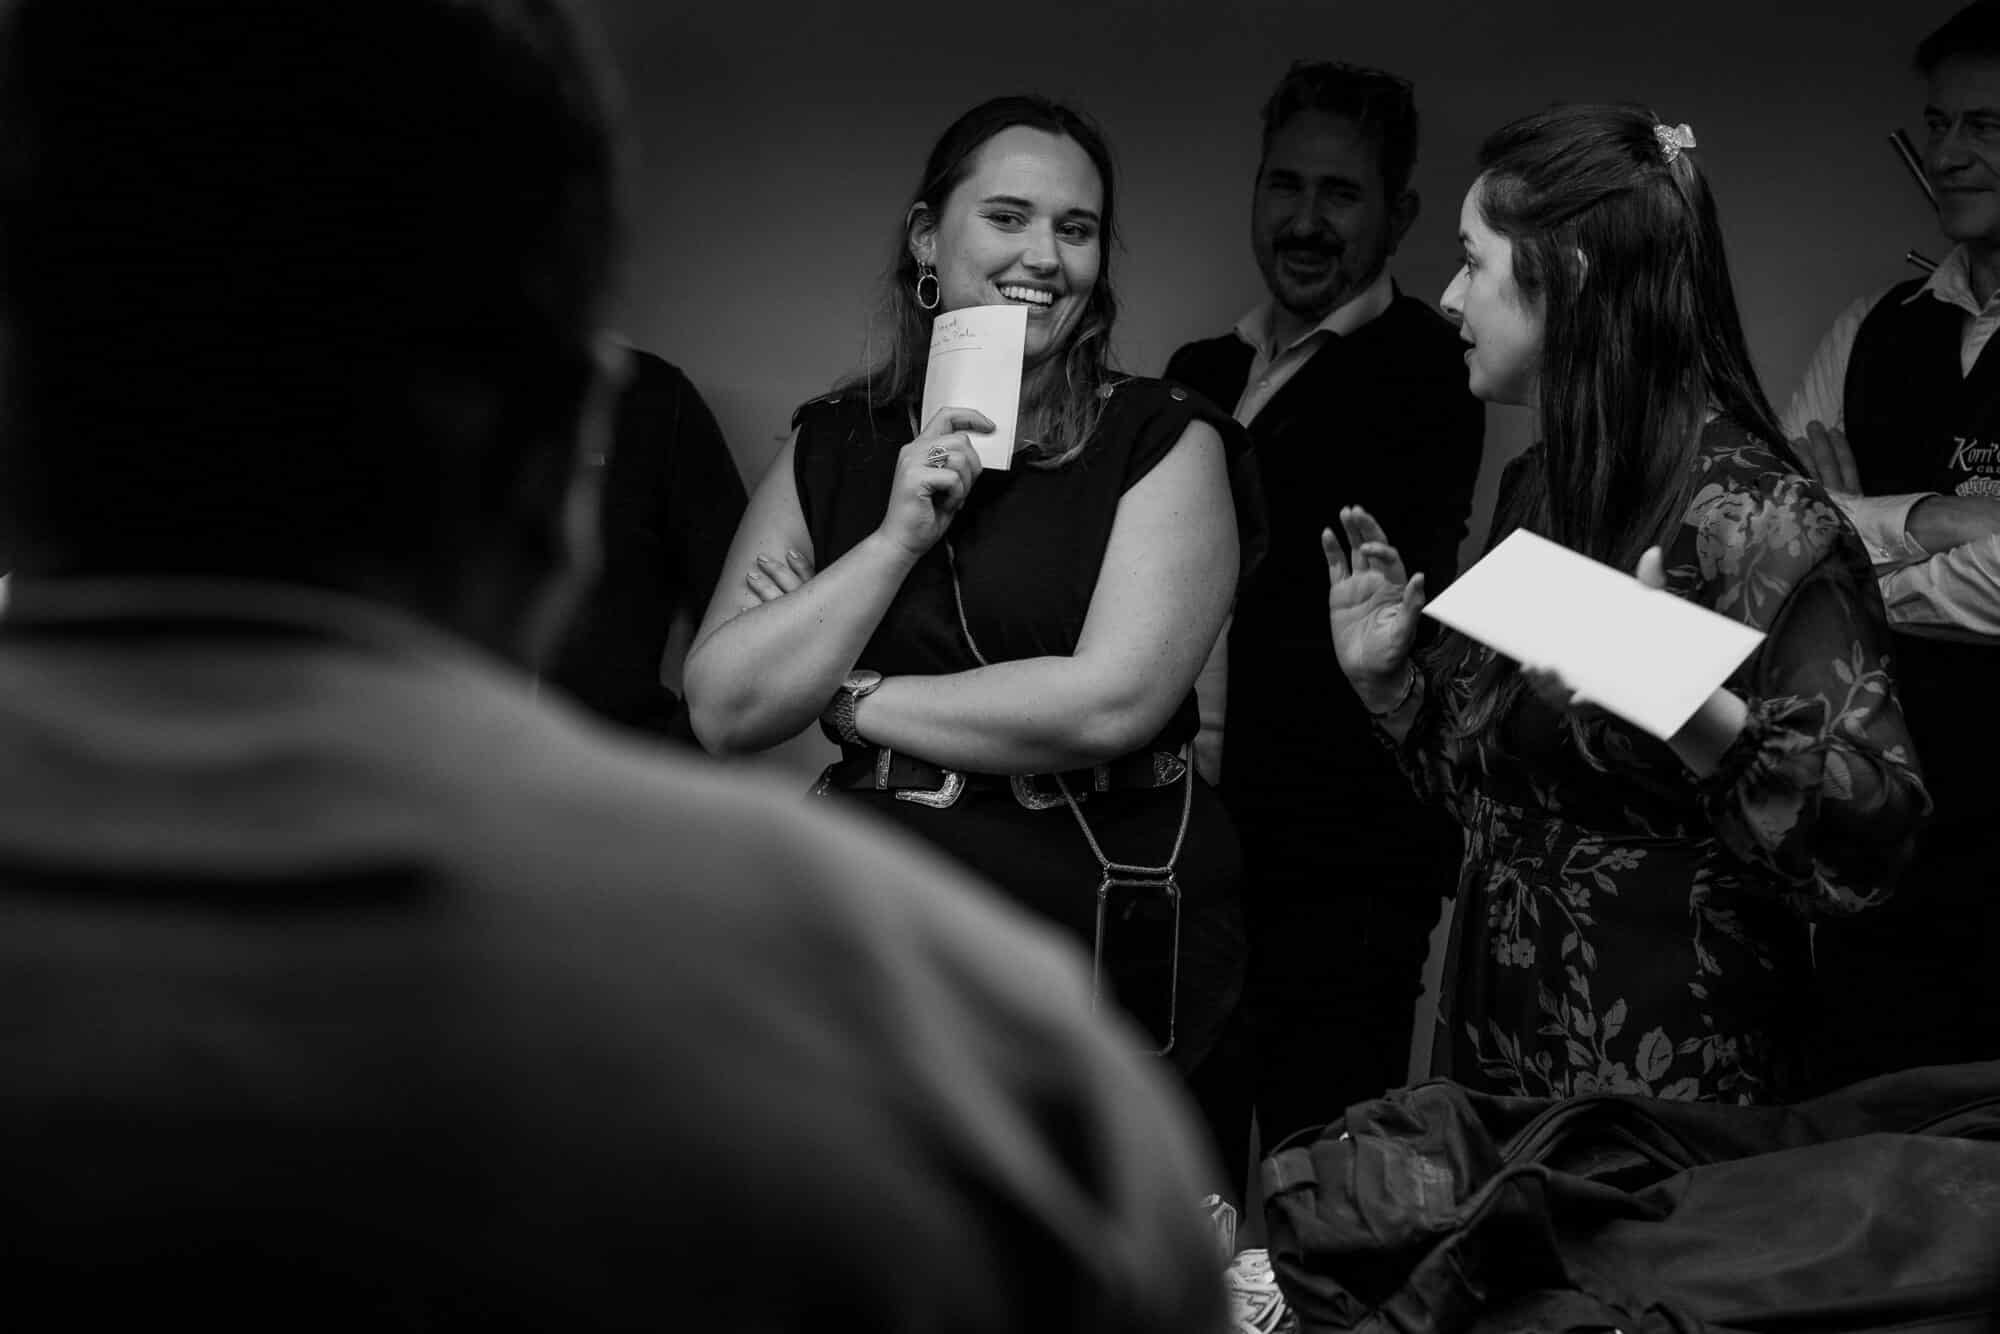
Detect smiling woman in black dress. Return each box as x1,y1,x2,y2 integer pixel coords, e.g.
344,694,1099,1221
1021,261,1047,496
682,95,1263,1185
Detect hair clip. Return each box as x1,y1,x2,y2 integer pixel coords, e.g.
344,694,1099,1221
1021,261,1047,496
1654,122,1697,164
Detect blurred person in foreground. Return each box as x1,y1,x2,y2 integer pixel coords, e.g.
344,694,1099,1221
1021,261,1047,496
1327,105,1928,1104
0,1,1229,1328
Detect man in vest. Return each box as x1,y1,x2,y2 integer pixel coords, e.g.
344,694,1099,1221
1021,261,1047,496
1785,0,2000,1092
1165,61,1485,1160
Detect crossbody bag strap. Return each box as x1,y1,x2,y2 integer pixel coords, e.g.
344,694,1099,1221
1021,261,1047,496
943,539,1194,878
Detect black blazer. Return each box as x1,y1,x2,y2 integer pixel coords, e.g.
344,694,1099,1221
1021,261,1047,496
1165,290,1485,890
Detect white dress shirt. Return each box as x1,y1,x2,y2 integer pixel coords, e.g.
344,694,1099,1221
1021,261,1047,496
1229,270,1398,428
1781,245,2000,640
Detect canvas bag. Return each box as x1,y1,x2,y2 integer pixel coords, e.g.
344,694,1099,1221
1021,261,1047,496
1260,1063,2000,1333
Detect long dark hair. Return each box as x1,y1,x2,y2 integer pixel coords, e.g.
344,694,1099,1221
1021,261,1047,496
1432,103,1788,752
838,94,1120,468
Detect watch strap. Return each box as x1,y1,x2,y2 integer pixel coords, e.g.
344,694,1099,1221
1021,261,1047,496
820,686,864,747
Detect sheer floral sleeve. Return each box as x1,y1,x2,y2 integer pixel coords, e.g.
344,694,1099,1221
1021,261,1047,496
1375,662,1470,813
1376,454,1544,820
1681,449,1931,915
1371,452,1536,821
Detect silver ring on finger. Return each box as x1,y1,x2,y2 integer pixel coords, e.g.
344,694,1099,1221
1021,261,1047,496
924,443,951,468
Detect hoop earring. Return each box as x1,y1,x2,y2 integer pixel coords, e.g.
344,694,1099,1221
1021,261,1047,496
915,263,940,311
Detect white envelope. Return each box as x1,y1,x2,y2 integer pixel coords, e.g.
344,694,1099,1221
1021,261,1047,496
918,304,1025,471
1420,528,1765,740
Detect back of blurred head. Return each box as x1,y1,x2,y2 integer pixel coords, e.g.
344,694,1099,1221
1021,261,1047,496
0,0,622,661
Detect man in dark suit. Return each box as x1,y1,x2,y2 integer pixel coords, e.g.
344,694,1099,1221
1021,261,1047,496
0,1,1232,1328
1166,60,1486,1150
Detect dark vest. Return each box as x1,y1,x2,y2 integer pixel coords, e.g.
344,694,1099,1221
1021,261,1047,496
1843,280,1999,847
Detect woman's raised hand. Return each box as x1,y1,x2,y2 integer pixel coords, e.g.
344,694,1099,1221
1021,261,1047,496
1324,505,1426,690
877,406,992,558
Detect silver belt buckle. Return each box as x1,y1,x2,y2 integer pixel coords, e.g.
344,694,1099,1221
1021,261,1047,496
1009,774,1066,811
895,770,966,808
870,748,967,809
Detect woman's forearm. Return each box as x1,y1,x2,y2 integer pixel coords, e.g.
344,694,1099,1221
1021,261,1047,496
684,532,918,754
853,653,1193,775
838,416,1236,775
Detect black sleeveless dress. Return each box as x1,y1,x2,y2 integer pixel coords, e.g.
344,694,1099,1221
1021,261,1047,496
792,377,1253,1074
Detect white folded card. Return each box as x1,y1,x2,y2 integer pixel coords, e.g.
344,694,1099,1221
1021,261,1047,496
1420,528,1765,740
919,304,1025,471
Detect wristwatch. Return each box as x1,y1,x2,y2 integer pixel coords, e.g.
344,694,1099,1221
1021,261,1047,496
820,669,884,748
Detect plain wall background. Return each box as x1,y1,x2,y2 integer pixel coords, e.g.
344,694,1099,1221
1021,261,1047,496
581,0,1948,1078
592,0,1941,542
588,0,1944,768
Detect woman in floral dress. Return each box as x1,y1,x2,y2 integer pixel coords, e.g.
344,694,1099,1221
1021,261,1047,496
1324,105,1930,1103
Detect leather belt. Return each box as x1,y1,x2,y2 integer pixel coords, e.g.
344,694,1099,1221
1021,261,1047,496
813,746,1190,810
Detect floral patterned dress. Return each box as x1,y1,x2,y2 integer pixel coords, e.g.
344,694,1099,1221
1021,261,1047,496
1394,420,1930,1104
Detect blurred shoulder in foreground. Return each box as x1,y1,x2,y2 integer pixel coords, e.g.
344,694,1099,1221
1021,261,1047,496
0,0,1226,1326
